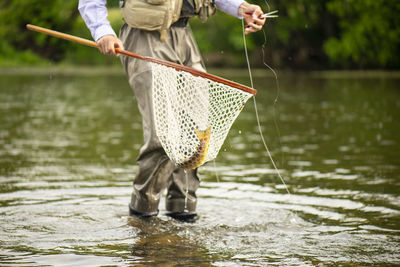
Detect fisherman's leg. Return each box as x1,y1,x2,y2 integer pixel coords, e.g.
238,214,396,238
124,70,176,216
165,168,200,222
165,168,200,214
119,25,177,216
130,148,175,216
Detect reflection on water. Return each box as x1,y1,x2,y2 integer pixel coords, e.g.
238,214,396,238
0,69,399,266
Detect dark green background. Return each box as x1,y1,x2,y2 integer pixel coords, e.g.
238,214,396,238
1,0,399,69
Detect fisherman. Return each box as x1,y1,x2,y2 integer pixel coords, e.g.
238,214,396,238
78,0,265,222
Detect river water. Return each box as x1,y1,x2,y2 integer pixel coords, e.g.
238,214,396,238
0,68,399,266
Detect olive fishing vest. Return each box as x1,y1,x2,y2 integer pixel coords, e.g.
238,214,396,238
120,0,216,41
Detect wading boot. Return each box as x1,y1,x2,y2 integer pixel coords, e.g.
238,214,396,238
129,203,158,218
166,211,197,223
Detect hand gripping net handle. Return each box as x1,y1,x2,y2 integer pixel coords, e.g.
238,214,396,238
26,24,257,95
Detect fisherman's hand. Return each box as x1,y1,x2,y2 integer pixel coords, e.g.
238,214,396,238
96,35,124,56
238,2,265,35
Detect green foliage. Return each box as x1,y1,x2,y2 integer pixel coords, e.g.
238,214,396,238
0,42,45,66
0,0,79,65
264,0,336,68
269,0,400,69
324,0,400,68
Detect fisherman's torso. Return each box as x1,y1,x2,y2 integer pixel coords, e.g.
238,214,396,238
120,0,216,40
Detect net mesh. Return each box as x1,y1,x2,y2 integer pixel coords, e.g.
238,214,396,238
151,62,253,169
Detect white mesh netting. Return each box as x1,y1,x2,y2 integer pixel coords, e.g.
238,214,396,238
151,62,253,169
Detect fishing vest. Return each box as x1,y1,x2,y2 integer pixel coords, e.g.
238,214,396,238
120,0,216,41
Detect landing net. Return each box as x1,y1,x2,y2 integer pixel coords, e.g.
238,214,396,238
151,62,254,169
24,24,256,170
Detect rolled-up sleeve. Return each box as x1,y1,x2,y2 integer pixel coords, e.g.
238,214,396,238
215,0,245,18
78,0,116,41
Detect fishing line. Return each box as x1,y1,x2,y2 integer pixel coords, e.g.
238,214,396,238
264,0,271,12
213,160,220,183
261,28,285,167
260,0,287,183
184,170,189,212
241,18,291,196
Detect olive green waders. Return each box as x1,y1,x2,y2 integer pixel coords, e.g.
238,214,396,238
119,22,205,216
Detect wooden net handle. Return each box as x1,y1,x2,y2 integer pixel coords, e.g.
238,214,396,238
26,24,257,95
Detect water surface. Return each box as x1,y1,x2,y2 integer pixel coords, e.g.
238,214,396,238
0,68,399,266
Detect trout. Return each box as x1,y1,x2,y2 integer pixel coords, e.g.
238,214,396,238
178,126,211,171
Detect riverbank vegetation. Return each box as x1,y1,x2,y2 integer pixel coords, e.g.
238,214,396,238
0,0,399,69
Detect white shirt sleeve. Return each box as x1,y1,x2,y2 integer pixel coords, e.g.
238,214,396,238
78,0,116,41
215,0,245,18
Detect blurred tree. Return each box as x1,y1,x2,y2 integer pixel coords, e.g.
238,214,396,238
0,0,78,64
267,0,336,68
324,0,400,68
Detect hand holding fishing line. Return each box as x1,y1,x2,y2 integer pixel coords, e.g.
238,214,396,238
242,7,279,35
239,2,265,35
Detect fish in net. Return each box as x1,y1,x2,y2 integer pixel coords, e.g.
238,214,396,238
151,62,255,170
